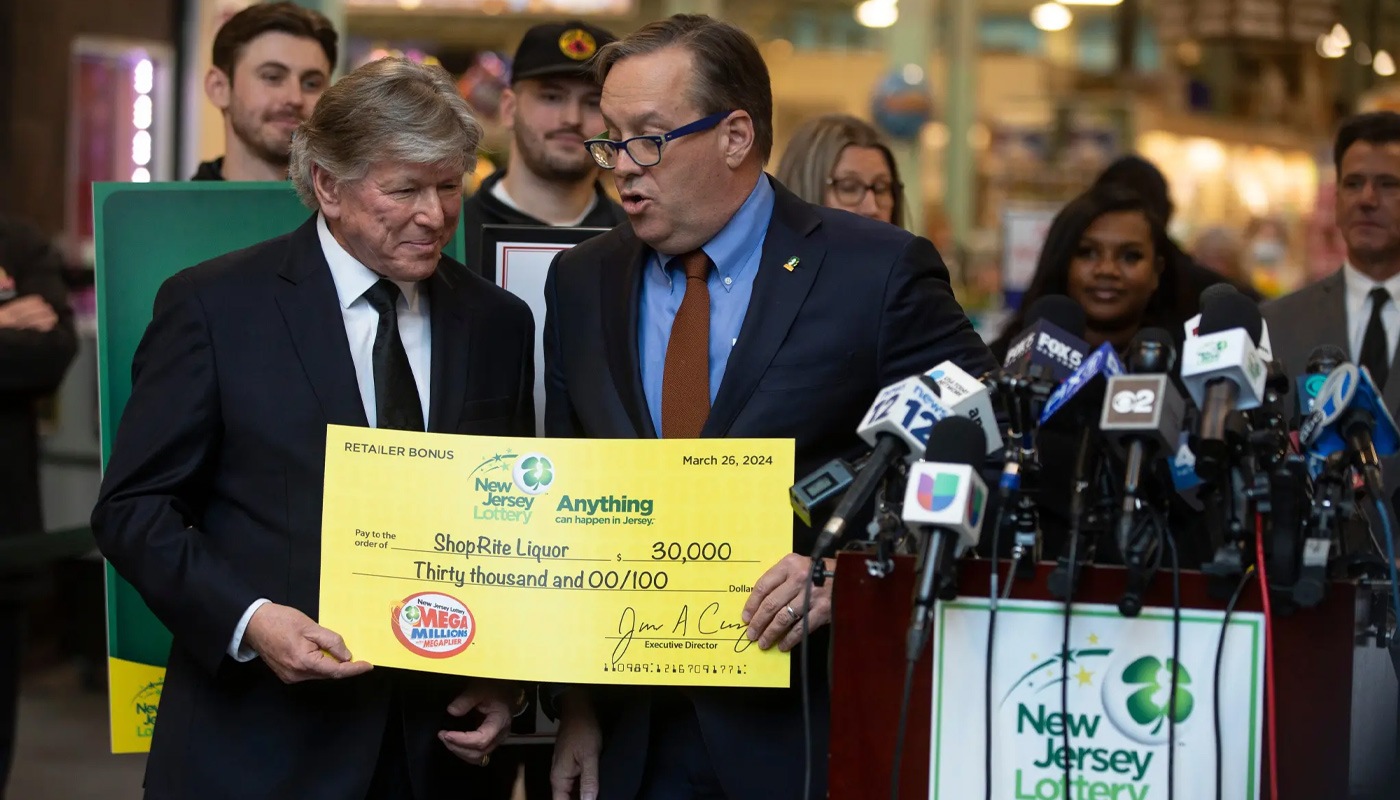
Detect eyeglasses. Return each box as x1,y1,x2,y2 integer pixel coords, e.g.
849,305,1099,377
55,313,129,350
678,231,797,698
584,111,734,169
827,177,901,208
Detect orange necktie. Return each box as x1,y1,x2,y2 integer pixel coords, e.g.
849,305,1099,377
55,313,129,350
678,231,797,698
661,250,713,438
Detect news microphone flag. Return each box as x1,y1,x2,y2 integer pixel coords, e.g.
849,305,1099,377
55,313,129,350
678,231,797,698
901,462,989,553
923,361,1003,454
1179,328,1268,412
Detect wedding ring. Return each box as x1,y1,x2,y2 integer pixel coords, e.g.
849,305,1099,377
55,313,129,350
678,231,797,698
787,604,802,621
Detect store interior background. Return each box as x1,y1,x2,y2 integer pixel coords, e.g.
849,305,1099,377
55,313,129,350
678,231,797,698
0,0,1395,796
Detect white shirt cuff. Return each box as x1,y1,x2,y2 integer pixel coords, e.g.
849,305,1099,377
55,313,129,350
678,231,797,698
228,598,271,662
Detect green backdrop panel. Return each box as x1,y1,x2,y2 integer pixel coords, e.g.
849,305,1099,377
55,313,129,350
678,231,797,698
95,182,466,666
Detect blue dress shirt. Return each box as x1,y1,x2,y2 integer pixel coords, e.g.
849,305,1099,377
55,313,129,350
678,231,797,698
639,175,775,437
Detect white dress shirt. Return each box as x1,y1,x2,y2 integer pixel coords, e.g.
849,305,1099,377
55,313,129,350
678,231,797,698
1343,262,1400,366
226,213,434,662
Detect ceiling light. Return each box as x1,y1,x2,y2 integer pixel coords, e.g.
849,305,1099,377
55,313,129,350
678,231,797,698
1031,2,1072,32
1376,49,1396,77
1330,23,1351,49
855,0,898,29
1317,33,1346,59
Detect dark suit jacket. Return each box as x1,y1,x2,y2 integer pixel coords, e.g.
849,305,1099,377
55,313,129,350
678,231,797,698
1263,269,1400,416
0,216,77,541
1262,269,1399,794
91,218,535,800
543,180,998,800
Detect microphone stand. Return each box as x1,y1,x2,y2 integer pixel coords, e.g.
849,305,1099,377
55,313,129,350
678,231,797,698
1049,426,1100,601
1200,412,1254,596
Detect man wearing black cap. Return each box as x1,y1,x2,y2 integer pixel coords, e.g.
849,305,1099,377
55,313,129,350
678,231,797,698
461,21,627,274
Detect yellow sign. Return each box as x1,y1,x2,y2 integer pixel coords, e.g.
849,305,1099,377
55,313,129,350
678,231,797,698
108,657,165,753
318,426,795,688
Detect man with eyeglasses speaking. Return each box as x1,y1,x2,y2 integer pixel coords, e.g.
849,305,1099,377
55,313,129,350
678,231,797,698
542,14,996,800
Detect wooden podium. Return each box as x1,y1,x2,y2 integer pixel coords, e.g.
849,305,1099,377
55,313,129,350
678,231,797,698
828,552,1357,799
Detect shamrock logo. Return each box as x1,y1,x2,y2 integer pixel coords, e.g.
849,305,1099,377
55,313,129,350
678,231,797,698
522,457,552,488
1121,656,1193,734
401,605,421,625
512,452,556,495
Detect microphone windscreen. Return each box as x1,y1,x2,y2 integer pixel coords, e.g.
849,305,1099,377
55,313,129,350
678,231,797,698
1198,289,1263,345
921,416,986,467
1128,327,1177,375
1024,294,1087,339
1305,344,1349,375
1198,283,1239,308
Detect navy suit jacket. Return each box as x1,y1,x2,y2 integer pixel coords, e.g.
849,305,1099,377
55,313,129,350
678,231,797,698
543,180,997,800
92,218,535,800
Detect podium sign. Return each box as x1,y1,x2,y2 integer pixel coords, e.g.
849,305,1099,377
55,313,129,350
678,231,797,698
929,598,1265,800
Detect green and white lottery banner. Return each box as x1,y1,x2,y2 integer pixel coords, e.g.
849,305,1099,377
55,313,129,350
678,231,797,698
929,598,1264,800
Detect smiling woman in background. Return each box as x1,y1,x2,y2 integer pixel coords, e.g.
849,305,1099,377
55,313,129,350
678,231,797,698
992,183,1177,359
775,113,906,228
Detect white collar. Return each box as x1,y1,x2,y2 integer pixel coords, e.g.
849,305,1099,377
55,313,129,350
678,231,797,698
317,213,422,310
1342,261,1400,310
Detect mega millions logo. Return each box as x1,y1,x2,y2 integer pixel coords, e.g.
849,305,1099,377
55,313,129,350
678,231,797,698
995,632,1196,798
392,592,476,658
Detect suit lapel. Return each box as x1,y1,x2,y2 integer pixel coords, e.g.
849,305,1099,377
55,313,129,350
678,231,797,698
427,265,471,434
1316,270,1350,356
601,231,655,438
275,217,369,429
702,185,824,438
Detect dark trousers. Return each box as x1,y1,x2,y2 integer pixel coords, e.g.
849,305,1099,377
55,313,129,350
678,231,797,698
635,691,726,800
0,605,20,800
477,744,552,798
366,693,413,800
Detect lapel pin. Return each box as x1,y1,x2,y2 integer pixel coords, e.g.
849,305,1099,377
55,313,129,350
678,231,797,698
783,256,800,272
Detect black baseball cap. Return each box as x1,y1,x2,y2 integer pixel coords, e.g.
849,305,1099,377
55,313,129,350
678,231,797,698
510,20,617,84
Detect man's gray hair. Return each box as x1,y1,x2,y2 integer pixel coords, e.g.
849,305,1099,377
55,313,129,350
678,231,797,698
290,57,483,208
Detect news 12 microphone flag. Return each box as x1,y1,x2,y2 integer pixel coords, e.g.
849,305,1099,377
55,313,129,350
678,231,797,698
92,183,469,753
928,600,1265,800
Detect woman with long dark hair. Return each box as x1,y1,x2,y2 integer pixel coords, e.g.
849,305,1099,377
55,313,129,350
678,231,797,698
994,183,1175,358
990,183,1213,567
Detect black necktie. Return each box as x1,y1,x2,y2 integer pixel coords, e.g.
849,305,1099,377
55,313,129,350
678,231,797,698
1360,286,1391,391
362,279,425,431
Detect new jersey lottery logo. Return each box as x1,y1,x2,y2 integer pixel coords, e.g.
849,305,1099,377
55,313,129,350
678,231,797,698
512,453,555,496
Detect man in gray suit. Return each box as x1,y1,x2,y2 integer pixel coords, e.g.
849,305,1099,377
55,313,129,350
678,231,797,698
1263,110,1400,799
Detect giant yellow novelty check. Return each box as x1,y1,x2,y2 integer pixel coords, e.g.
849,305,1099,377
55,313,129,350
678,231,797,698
319,425,795,688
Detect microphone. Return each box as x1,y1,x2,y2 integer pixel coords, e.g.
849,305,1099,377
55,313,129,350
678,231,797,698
1099,329,1186,616
1038,341,1127,428
1296,346,1348,478
1001,295,1089,384
1299,362,1400,491
1185,283,1275,360
923,360,1004,454
811,375,946,558
1182,289,1268,481
1297,345,1348,423
901,417,989,661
